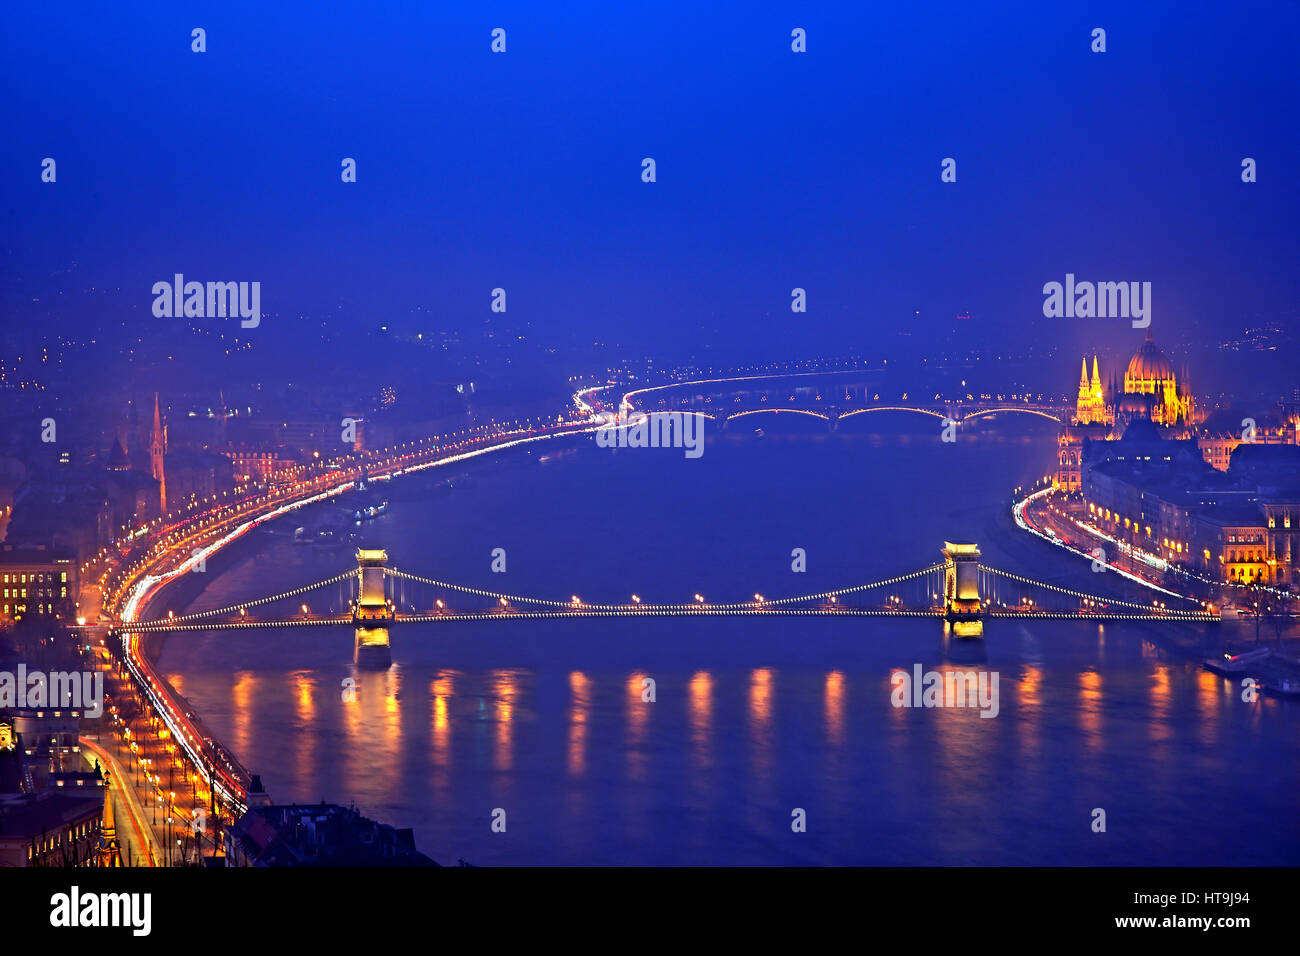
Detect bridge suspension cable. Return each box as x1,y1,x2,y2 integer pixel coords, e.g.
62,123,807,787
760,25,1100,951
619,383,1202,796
759,563,945,607
139,569,359,624
385,563,946,611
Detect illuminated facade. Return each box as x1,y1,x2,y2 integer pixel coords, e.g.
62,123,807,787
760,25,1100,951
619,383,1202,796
223,444,294,483
353,548,392,668
1117,330,1195,427
1080,428,1300,586
1057,333,1199,491
941,541,982,623
96,772,122,868
1196,407,1298,472
1074,356,1110,425
0,547,76,622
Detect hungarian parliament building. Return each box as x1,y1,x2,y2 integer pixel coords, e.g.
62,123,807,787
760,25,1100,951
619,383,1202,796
1072,330,1198,431
1055,332,1300,589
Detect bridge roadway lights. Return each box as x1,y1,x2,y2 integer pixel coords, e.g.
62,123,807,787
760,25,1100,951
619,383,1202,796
354,548,393,669
942,541,983,633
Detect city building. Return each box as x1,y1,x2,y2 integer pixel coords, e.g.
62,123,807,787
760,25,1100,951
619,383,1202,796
10,706,87,765
0,717,105,867
1056,332,1216,491
1080,425,1300,587
0,546,77,623
222,443,297,483
1195,405,1298,472
164,449,235,502
3,482,112,566
224,802,437,866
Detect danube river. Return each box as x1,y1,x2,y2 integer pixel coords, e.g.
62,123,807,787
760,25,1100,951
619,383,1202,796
156,417,1300,865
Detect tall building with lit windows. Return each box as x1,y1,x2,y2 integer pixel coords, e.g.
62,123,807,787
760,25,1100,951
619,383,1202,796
0,546,77,622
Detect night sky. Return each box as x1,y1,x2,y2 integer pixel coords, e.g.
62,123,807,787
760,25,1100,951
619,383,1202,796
3,1,1298,373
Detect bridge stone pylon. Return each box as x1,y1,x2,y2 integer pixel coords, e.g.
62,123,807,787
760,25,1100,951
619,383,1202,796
941,541,983,632
353,548,393,668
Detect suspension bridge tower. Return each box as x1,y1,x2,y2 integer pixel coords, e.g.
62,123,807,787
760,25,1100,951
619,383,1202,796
353,548,393,669
941,541,983,632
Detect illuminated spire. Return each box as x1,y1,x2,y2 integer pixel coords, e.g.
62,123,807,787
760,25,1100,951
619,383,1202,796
151,393,167,513
97,769,123,868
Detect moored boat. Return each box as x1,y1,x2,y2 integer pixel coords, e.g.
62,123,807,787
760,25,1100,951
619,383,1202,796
1203,647,1272,676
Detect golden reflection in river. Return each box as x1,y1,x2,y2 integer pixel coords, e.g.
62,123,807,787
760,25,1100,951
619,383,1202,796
1195,669,1222,748
749,668,774,784
342,669,362,749
339,668,404,801
932,666,996,815
1078,670,1102,753
825,670,846,749
745,668,776,832
231,671,257,759
430,672,455,800
492,669,517,772
384,668,401,729
568,671,590,777
290,670,316,782
1149,664,1172,746
821,670,847,817
626,671,649,782
688,670,712,771
1019,664,1041,760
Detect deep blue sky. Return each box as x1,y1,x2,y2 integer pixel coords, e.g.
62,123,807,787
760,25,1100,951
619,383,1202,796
2,1,1298,367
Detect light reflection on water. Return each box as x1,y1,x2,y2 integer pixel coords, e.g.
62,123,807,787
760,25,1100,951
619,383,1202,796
164,638,1299,866
158,428,1300,865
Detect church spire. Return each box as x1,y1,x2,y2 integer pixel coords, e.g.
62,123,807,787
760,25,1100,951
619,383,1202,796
97,769,123,868
150,393,167,514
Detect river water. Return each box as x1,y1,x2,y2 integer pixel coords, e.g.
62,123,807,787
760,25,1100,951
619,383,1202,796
156,417,1300,865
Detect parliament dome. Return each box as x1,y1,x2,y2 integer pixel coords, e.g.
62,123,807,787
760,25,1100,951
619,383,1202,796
1126,336,1175,382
